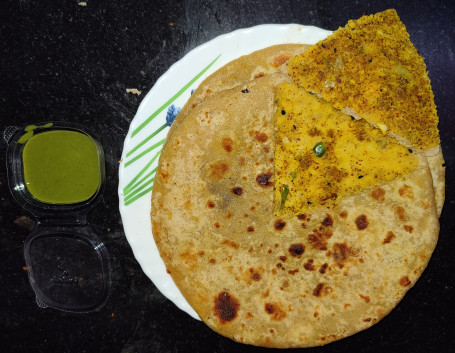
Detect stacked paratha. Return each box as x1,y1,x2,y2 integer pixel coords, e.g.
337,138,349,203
151,10,443,348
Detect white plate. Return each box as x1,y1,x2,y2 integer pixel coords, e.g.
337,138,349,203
118,24,331,320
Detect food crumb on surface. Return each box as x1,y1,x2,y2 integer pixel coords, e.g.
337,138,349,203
78,2,87,6
126,88,142,95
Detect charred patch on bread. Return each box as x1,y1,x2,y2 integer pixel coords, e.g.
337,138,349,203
247,226,255,232
313,283,325,297
319,263,328,274
264,303,287,321
289,243,305,258
321,214,333,227
231,187,243,196
304,259,315,271
207,200,215,208
256,172,273,187
274,219,286,230
355,214,369,230
214,291,240,323
339,211,348,218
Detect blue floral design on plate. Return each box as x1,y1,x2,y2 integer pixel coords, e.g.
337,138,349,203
166,104,181,127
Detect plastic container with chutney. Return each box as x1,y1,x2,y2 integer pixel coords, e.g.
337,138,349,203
5,122,110,313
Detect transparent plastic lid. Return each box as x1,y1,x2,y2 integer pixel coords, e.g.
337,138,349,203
4,122,111,312
24,228,110,312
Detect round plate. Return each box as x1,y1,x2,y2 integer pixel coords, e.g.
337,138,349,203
118,24,332,320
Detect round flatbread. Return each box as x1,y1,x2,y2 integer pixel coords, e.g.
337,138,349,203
151,73,440,347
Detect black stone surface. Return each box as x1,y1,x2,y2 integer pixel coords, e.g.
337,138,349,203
1,1,454,352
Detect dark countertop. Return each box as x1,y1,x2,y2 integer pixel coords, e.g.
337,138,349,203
1,1,454,352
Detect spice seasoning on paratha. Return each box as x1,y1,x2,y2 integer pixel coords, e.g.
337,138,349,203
287,9,439,150
274,81,418,215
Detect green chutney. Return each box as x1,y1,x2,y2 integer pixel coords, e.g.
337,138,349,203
22,130,101,204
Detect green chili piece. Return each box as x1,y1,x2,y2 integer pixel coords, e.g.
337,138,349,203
313,142,326,157
280,185,289,209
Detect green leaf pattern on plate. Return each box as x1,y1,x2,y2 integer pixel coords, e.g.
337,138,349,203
122,54,221,205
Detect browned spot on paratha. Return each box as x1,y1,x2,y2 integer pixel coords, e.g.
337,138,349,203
214,291,240,323
404,225,414,233
304,259,315,271
332,243,358,268
321,214,333,227
308,229,333,251
222,137,234,152
319,263,328,274
383,231,396,244
313,283,325,297
245,267,263,283
274,219,286,230
339,211,348,218
359,294,370,303
395,206,407,222
207,200,215,208
210,162,228,179
399,276,411,287
288,243,305,258
159,169,169,182
370,186,386,202
231,187,243,196
264,303,287,321
247,226,255,232
222,239,239,249
272,54,291,68
250,130,269,143
256,172,273,187
399,184,414,199
355,214,369,230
